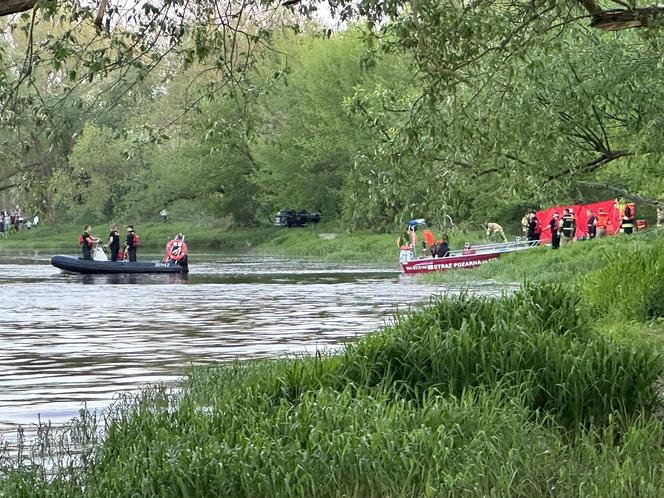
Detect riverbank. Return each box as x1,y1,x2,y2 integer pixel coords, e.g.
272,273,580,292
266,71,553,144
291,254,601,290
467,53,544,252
422,228,664,284
0,221,489,265
2,232,664,495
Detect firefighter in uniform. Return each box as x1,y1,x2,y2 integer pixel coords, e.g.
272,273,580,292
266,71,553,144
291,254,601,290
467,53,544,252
596,208,609,238
620,206,635,235
560,209,576,246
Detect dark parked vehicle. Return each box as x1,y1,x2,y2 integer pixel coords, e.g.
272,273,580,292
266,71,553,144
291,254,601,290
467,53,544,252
274,209,322,228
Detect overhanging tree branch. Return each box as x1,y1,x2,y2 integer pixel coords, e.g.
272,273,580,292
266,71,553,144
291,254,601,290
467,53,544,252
542,149,632,186
0,183,17,192
590,7,664,30
0,0,35,17
575,180,663,206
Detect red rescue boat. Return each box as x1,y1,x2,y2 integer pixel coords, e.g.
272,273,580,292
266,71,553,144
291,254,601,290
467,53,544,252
401,240,540,275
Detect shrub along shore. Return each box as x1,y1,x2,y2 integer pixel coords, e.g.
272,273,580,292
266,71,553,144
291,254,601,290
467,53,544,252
2,228,664,496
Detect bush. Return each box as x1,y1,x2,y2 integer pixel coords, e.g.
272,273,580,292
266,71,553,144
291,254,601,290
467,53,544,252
340,283,661,427
583,240,664,322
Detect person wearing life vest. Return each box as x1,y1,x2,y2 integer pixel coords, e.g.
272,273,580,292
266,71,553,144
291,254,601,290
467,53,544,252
164,233,188,270
526,212,541,242
125,225,139,262
596,208,609,238
422,228,435,256
620,206,635,235
586,209,597,239
79,225,101,260
397,230,414,263
107,224,121,262
559,209,576,246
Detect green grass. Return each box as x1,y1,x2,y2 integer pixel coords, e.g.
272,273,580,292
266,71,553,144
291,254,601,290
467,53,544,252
3,229,664,496
0,222,276,252
3,276,664,496
422,229,664,285
258,226,494,264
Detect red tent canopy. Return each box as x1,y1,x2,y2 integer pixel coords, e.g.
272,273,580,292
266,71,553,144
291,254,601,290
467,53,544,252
536,199,634,241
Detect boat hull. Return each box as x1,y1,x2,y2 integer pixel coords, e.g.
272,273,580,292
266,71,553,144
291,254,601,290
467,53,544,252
401,252,500,274
51,255,187,274
401,240,540,274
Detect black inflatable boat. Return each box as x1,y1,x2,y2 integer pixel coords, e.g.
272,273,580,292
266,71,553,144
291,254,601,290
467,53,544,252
51,255,187,274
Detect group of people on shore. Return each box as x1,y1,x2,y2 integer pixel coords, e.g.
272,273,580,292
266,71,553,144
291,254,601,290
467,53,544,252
80,224,188,267
0,206,38,233
523,206,636,249
399,202,647,262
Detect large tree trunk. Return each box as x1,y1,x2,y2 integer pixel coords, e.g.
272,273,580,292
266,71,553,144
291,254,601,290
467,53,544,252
0,0,36,17
591,7,664,30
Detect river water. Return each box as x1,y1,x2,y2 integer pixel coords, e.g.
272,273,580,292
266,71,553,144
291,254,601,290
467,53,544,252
0,250,503,437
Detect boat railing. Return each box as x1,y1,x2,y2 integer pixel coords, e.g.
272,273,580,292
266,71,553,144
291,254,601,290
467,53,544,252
429,239,540,259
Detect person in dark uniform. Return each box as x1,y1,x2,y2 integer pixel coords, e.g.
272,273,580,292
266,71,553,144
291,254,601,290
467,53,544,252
548,213,560,249
620,206,634,235
107,224,121,261
435,237,450,257
560,209,576,246
80,225,100,260
586,209,597,239
125,225,138,262
527,212,541,242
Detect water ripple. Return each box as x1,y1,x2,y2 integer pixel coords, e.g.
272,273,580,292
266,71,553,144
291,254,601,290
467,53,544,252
0,251,506,433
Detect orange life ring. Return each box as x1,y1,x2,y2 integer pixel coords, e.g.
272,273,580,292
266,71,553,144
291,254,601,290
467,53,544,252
165,239,188,261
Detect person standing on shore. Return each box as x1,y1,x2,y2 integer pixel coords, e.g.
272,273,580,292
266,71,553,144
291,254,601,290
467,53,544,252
586,209,597,239
560,209,576,246
527,212,541,242
548,213,560,249
620,206,634,235
108,224,121,262
596,208,609,238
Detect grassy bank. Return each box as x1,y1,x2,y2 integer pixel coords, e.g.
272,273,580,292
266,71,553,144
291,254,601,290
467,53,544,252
0,222,278,251
3,243,664,495
422,228,664,284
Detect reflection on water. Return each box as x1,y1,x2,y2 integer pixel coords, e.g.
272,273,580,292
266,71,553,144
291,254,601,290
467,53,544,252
0,251,506,435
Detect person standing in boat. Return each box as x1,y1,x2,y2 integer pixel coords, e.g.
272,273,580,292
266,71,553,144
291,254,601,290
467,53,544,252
80,225,101,260
422,227,435,256
434,236,450,258
108,224,121,262
125,225,139,262
397,230,414,263
164,233,188,271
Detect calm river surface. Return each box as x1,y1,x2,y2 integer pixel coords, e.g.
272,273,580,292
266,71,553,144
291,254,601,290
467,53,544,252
0,250,504,436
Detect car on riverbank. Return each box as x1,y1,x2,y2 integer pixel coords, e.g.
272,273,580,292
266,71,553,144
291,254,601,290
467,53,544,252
274,209,322,228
